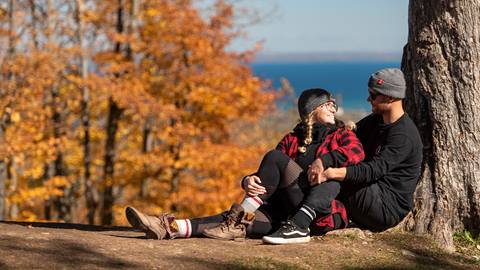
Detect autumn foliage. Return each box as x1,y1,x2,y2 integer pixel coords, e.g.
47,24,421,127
0,0,281,225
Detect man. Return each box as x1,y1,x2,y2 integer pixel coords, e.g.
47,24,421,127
316,67,423,231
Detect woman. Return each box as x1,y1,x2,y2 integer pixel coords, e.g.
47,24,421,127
125,88,364,244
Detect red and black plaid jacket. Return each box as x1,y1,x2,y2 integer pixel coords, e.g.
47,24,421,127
276,127,365,232
276,127,364,167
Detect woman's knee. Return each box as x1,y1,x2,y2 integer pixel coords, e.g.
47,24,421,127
264,149,287,161
261,149,290,168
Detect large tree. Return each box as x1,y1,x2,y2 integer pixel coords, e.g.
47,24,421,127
401,0,480,251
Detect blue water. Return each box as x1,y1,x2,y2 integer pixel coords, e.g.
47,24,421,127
251,61,400,110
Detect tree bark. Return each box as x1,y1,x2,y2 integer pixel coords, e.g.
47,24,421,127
28,0,39,49
0,164,5,220
7,0,16,56
42,0,72,222
51,85,71,222
75,0,97,225
401,0,480,251
101,0,124,226
43,163,52,220
0,0,14,218
140,117,153,198
7,159,18,219
101,97,122,225
112,0,138,206
101,0,132,225
4,0,17,220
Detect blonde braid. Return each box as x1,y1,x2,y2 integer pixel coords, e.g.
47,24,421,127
298,111,315,153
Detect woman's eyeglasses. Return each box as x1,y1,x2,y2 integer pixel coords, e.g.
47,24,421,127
321,101,338,111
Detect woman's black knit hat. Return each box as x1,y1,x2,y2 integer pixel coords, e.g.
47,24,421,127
298,88,334,120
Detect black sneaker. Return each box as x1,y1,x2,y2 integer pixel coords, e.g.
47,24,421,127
262,220,310,244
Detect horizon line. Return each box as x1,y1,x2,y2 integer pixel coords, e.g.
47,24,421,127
252,51,402,64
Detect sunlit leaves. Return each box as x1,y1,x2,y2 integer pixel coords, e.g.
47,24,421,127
0,0,279,224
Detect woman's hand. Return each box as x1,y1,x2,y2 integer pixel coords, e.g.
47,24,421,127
308,158,325,186
244,175,266,197
308,171,328,186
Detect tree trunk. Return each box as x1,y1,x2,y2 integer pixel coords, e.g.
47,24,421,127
100,0,123,226
43,163,52,220
401,0,480,251
101,98,122,225
29,0,39,49
140,118,153,198
112,0,138,206
167,121,183,213
28,0,50,222
0,163,5,220
101,0,131,225
166,47,192,212
7,159,18,219
7,0,16,56
51,85,71,222
5,0,17,221
75,0,97,225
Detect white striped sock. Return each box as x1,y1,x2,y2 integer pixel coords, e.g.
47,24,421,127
174,219,192,238
300,205,316,221
240,196,263,213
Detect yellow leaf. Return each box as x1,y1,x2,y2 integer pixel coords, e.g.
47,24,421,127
11,112,21,123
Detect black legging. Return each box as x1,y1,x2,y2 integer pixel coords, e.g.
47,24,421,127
190,150,342,237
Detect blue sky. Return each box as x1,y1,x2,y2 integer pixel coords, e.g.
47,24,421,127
232,0,408,54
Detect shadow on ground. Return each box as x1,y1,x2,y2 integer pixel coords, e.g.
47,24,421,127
0,221,131,232
167,256,305,270
350,232,479,270
0,234,139,269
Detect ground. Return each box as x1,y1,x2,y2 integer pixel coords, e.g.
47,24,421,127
0,221,478,270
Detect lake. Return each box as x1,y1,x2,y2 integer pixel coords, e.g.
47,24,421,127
251,61,400,111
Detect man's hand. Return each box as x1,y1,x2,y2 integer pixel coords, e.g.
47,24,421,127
308,158,326,186
323,167,347,181
244,175,266,197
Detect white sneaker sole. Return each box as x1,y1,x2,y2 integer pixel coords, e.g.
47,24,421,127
262,235,310,244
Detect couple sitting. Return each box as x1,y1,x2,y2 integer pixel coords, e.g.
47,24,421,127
125,68,423,244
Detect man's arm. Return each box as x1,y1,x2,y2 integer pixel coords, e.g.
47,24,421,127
308,166,346,185
324,167,347,181
342,133,413,185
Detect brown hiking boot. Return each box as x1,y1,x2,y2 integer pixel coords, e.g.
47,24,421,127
125,206,177,240
202,203,255,241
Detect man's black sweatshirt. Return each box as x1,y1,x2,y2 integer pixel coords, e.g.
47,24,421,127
345,113,423,221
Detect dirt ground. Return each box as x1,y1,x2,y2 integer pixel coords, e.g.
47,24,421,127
0,221,478,270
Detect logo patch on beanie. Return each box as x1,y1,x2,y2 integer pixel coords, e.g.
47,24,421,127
377,79,384,85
